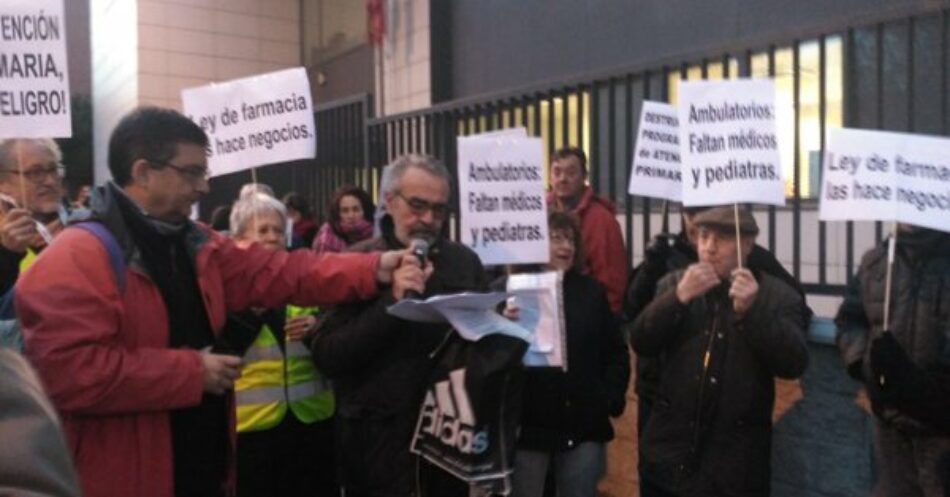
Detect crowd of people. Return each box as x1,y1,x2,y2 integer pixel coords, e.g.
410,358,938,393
0,106,946,497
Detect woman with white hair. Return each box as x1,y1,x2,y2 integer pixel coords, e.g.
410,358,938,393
223,192,337,497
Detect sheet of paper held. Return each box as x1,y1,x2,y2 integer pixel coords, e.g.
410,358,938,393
386,290,542,343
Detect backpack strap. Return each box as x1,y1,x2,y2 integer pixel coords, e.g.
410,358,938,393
72,222,126,292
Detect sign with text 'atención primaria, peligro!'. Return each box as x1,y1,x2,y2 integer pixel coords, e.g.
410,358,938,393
458,133,550,266
182,67,315,177
0,0,72,138
677,79,785,207
820,127,950,233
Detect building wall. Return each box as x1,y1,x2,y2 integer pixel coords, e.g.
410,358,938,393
65,0,91,96
447,0,950,99
91,0,301,183
91,0,138,184
376,0,431,115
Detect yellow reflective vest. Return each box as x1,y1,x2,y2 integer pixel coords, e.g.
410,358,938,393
235,306,334,432
20,248,37,273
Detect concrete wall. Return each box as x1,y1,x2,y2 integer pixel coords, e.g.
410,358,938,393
91,0,138,184
375,0,430,115
447,0,950,100
91,0,301,183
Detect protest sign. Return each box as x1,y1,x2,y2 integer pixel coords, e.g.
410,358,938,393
458,134,549,265
677,79,784,206
819,127,950,233
628,101,682,201
181,67,315,177
0,0,71,138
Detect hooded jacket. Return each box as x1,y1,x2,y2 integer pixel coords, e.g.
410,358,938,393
548,186,627,313
16,183,382,497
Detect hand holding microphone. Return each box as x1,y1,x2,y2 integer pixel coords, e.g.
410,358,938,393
392,238,433,300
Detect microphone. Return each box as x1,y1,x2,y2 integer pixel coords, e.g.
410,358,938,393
404,238,429,300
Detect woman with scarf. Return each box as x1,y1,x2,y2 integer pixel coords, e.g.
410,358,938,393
311,185,375,254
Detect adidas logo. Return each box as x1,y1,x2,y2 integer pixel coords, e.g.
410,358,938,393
419,368,490,455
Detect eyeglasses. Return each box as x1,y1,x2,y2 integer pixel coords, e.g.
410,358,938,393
1,163,65,183
396,191,450,219
550,232,575,246
147,159,210,182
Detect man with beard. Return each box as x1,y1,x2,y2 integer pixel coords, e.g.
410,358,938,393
311,154,487,497
0,138,70,295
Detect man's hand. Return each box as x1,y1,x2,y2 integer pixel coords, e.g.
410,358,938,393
200,348,242,395
502,297,520,321
0,209,38,253
285,314,317,341
675,262,719,303
376,249,410,284
391,251,432,300
729,268,759,316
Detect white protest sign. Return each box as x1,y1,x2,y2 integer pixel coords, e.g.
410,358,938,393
182,67,315,177
0,0,71,138
458,134,549,265
678,79,784,206
820,127,950,233
628,101,681,201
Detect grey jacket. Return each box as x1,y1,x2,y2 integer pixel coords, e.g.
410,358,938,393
836,229,950,433
0,348,80,497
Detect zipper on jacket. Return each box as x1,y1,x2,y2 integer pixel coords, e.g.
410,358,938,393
692,298,719,453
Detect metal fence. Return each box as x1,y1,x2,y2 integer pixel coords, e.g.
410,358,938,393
206,8,949,298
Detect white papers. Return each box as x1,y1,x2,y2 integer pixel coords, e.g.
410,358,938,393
181,67,316,177
386,274,568,370
820,127,950,233
0,0,72,138
677,79,785,206
506,271,567,369
387,291,533,343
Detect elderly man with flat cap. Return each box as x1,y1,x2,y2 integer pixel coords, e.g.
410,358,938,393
630,205,808,497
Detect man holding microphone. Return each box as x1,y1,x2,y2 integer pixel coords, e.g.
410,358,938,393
312,154,488,497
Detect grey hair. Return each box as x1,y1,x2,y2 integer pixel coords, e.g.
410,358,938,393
229,192,287,239
379,154,451,197
0,138,63,171
239,182,275,199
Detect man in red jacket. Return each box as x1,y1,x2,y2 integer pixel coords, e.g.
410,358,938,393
16,107,412,497
547,147,628,313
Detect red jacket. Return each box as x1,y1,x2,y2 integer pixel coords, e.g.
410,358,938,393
549,186,628,312
17,211,380,497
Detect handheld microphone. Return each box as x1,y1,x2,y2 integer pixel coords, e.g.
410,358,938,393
404,238,429,300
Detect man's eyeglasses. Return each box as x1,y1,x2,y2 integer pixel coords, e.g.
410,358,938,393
396,191,450,219
0,163,65,183
148,159,210,182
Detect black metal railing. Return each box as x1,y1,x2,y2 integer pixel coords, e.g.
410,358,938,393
206,8,948,298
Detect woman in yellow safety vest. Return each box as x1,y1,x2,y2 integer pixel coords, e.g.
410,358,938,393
226,192,336,497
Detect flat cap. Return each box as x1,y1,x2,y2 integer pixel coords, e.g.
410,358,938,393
692,205,759,236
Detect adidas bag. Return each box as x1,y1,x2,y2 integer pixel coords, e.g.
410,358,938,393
411,331,527,494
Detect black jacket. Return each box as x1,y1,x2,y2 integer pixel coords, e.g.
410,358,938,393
310,217,487,497
625,232,811,400
500,270,629,451
835,229,950,434
631,270,808,497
